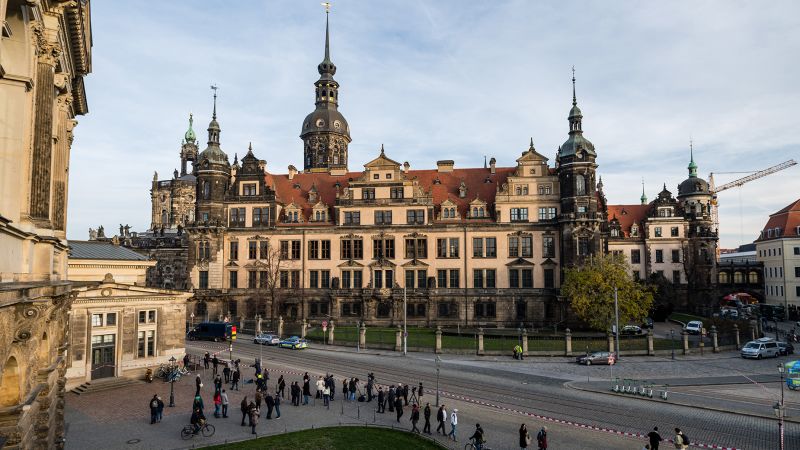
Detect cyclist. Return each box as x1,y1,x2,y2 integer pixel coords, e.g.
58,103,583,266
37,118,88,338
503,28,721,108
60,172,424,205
190,407,206,434
469,423,485,450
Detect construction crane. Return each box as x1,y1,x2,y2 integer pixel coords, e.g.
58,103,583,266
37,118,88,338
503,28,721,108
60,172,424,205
709,159,797,235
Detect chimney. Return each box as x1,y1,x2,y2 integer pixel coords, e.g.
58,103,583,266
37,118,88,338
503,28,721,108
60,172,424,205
489,157,496,174
436,160,454,173
288,165,298,180
403,161,410,174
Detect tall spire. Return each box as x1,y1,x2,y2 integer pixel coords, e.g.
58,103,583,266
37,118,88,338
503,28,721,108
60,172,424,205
184,113,196,143
323,2,331,62
641,178,648,204
568,66,583,134
207,85,221,145
211,84,218,119
572,66,577,107
688,138,698,178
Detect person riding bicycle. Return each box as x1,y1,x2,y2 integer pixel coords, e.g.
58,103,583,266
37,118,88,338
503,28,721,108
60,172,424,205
469,423,485,449
190,407,206,434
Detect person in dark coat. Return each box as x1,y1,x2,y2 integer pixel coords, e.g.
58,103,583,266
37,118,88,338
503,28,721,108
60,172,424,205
348,378,357,401
278,375,286,398
302,378,311,405
240,396,249,426
423,403,432,434
410,403,420,433
214,374,222,394
274,392,281,418
192,394,204,413
182,353,190,370
223,364,231,383
203,352,210,369
388,386,396,412
395,396,404,422
231,369,240,391
403,383,410,405
156,396,164,422
149,394,159,424
436,405,447,435
469,423,485,450
290,382,299,406
195,374,202,396
520,424,531,449
536,426,547,450
377,387,385,413
265,391,275,419
418,382,423,399
328,374,336,400
366,373,375,402
647,426,663,450
342,378,349,402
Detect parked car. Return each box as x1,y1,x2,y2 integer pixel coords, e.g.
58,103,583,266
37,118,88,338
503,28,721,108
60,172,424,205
575,351,615,365
254,333,280,346
187,322,233,342
777,341,795,356
741,337,780,359
684,321,703,335
620,325,643,335
279,336,309,350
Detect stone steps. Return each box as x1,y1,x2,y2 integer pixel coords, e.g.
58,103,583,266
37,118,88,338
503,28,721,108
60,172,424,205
70,377,144,395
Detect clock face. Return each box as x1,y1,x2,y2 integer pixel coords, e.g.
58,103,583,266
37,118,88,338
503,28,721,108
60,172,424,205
316,118,325,128
333,120,341,129
576,150,583,159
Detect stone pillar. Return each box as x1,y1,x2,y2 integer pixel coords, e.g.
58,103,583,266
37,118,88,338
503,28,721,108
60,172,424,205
359,323,366,349
435,326,442,354
395,326,403,352
682,330,690,355
301,319,308,338
522,328,529,356
647,328,654,356
29,40,60,222
564,328,572,356
607,332,615,353
328,320,335,345
278,316,284,338
256,315,262,335
477,328,485,356
733,324,741,349
711,325,719,353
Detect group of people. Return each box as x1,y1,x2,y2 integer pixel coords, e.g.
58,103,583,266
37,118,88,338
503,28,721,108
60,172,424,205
643,426,690,450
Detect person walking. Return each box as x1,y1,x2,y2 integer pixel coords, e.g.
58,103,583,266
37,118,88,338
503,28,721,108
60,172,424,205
213,391,222,418
410,403,420,434
214,374,222,394
195,374,203,396
278,375,286,399
448,408,458,441
231,368,240,391
520,424,531,449
248,404,260,435
469,423,485,450
156,396,164,423
647,426,663,450
395,396,404,422
536,426,547,450
436,404,447,435
423,403,432,434
149,394,159,424
255,391,262,411
377,387,385,413
328,374,336,400
302,377,311,405
265,390,275,419
240,396,249,426
203,352,210,370
274,391,281,419
223,364,231,383
221,389,229,418
183,353,191,370
673,428,688,450
211,354,219,373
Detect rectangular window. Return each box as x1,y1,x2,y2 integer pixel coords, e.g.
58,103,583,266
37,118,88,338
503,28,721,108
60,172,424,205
353,270,362,288
449,238,459,258
631,249,641,264
374,270,383,288
509,269,519,288
259,270,268,288
407,209,424,224
309,240,319,259
362,188,375,200
796,286,800,297
654,227,662,237
92,314,103,327
249,241,258,259
473,238,484,258
795,267,800,278
230,241,239,260
405,238,427,259
544,268,554,288
473,269,483,288
795,247,800,255
655,249,664,263
438,303,452,318
437,270,447,289
521,269,533,288
543,236,555,258
520,236,531,258
252,207,265,226
373,238,395,259
310,270,319,288
280,241,289,259
437,239,447,258
375,210,392,225
486,237,497,258
290,270,300,288
671,227,679,237
259,241,269,259
230,207,246,226
199,271,209,289
672,270,681,283
390,187,404,199
417,270,427,289
280,271,289,288
229,270,238,289
291,241,301,259
248,271,257,288
672,249,680,263
475,302,496,318
449,269,460,288
341,270,351,289
538,207,557,220
106,313,116,326
405,270,415,288
243,183,257,196
578,237,590,256
510,208,529,222
344,211,361,225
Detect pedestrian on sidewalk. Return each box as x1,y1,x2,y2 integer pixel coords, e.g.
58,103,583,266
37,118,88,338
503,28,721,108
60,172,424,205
240,396,249,426
366,373,375,402
149,394,159,424
195,374,203,396
418,382,423,399
265,390,275,419
328,374,336,400
214,374,222,394
231,368,240,391
536,426,547,450
278,375,286,398
221,389,229,418
203,352,210,369
183,353,190,370
423,403,431,434
290,381,299,406
436,404,447,435
274,392,281,419
213,391,222,418
469,423,485,450
647,426,662,450
520,423,531,449
302,378,311,405
192,394,204,414
323,384,331,408
403,383,410,406
388,385,396,412
395,396,404,422
248,404,260,435
156,396,164,423
673,428,688,450
410,403,420,434
223,364,231,383
342,378,349,402
348,378,357,401
255,391,262,411
377,387,385,412
316,376,325,399
448,408,458,441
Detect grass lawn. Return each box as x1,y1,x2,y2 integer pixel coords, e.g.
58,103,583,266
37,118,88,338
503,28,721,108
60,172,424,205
202,426,442,449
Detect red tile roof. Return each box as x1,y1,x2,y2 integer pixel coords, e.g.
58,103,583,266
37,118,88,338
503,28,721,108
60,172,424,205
756,198,800,241
607,204,650,238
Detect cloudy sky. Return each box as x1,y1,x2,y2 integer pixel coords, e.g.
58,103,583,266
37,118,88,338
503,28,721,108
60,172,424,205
67,1,800,248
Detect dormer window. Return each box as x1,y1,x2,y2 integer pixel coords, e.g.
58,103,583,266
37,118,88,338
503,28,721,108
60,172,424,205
631,225,639,237
611,228,619,237
386,173,392,180
242,183,257,196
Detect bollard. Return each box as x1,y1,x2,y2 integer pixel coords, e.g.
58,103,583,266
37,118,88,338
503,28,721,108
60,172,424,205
565,328,572,356
682,330,690,355
477,328,485,356
435,326,442,354
647,328,654,356
711,325,719,353
733,324,741,349
256,315,262,335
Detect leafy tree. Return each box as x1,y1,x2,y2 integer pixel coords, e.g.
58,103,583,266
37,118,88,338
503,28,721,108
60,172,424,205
562,253,654,331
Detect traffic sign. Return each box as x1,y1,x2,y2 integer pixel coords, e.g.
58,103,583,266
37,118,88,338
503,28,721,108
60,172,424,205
404,332,408,337
322,320,328,328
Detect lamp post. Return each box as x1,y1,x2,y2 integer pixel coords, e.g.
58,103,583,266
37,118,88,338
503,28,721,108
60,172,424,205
403,287,408,356
168,356,176,407
776,363,785,450
614,286,620,361
670,329,675,360
435,355,441,407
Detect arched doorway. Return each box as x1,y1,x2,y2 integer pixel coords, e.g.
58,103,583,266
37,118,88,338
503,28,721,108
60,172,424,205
0,356,21,406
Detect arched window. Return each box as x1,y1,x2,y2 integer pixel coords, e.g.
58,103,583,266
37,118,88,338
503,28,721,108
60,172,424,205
161,210,168,225
575,174,586,196
610,228,619,237
733,272,744,284
443,208,450,219
0,356,21,407
748,271,758,284
631,225,638,237
203,181,210,199
718,272,729,284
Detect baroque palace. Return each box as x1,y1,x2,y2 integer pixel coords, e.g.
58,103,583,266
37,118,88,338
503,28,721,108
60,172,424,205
147,12,718,329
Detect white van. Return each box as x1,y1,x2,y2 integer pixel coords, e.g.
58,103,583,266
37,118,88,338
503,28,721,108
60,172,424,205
684,321,703,335
741,338,780,359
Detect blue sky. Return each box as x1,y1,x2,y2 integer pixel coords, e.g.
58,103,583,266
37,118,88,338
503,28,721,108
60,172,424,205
67,1,800,248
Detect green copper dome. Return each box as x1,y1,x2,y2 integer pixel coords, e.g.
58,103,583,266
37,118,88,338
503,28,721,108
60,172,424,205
184,113,197,142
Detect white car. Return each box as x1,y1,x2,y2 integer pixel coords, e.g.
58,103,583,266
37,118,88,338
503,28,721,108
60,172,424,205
684,320,703,335
254,333,280,345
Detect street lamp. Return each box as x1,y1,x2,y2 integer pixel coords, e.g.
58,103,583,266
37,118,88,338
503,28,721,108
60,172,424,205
776,363,785,450
168,356,176,407
435,355,441,407
613,286,620,361
670,329,675,360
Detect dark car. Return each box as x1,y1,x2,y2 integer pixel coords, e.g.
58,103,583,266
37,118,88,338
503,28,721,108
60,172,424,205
778,341,795,356
575,351,614,365
620,325,643,335
187,322,233,342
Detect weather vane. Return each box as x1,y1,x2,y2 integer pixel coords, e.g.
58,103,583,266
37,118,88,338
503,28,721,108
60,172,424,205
321,2,331,13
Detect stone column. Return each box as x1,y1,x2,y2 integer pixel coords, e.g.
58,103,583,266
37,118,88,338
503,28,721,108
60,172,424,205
359,323,366,349
647,328,654,356
256,315,262,335
395,326,403,352
435,326,442,354
682,330,690,355
733,324,741,349
711,325,719,353
29,36,60,222
278,316,284,338
522,328,529,356
328,321,335,345
607,332,615,354
477,328,485,356
301,319,307,338
564,328,572,356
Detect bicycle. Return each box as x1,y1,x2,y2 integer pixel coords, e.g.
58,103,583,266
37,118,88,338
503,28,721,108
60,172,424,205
180,422,215,440
464,438,492,450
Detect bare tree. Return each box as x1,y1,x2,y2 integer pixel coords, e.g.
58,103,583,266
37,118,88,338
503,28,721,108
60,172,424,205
260,239,285,330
